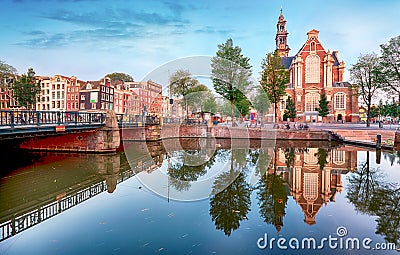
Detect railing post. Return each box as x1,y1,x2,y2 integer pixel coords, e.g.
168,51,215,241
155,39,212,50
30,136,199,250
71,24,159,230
36,111,41,126
10,112,15,128
57,111,61,125
376,134,382,149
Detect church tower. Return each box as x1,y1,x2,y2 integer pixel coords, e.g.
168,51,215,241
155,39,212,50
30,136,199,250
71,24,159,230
275,8,290,57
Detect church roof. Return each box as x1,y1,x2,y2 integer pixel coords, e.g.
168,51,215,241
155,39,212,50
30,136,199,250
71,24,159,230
332,51,340,66
281,56,295,69
333,81,352,87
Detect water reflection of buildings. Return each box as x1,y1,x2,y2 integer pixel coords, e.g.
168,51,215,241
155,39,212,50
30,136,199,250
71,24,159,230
271,147,357,226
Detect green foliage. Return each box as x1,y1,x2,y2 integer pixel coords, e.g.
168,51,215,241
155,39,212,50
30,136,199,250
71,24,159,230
183,84,217,113
210,172,251,236
169,69,199,97
11,68,41,109
350,53,382,127
346,152,400,245
256,172,288,231
211,38,253,125
379,35,400,102
260,51,289,124
0,60,17,87
284,148,295,168
370,105,380,118
253,87,271,120
315,93,329,118
315,148,328,170
283,96,296,121
378,100,400,118
105,72,134,82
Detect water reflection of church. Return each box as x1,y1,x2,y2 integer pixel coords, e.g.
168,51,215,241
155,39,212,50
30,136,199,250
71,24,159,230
270,147,357,226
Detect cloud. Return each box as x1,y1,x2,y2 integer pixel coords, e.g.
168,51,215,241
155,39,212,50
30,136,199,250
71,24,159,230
15,32,69,48
194,26,234,35
39,7,188,27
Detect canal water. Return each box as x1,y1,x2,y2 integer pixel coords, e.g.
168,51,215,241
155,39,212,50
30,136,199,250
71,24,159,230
0,139,399,255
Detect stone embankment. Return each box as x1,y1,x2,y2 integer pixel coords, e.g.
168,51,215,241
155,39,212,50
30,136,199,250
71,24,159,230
120,124,330,141
330,129,398,150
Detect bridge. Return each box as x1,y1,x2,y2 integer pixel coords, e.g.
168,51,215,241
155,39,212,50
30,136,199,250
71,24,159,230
0,110,163,153
0,110,162,138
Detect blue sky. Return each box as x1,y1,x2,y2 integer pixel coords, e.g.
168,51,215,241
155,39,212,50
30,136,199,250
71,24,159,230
1,0,399,83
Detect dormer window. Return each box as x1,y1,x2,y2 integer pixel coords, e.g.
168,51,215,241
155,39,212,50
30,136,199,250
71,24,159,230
310,42,316,52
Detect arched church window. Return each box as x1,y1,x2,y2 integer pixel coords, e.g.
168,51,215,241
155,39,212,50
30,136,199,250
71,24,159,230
305,93,320,112
305,55,320,83
303,173,318,201
334,92,346,109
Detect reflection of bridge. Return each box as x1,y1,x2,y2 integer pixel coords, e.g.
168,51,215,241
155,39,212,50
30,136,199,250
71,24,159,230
0,150,162,242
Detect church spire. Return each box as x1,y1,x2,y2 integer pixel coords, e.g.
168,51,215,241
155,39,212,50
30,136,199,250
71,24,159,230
275,9,290,57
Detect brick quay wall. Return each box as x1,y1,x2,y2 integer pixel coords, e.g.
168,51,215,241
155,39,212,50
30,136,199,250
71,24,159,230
120,124,330,141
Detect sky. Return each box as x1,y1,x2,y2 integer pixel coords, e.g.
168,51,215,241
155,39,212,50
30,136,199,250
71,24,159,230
1,0,400,86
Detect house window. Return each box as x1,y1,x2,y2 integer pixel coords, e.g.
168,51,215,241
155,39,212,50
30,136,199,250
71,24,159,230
305,93,320,112
304,148,318,165
333,150,345,165
91,103,96,109
280,99,287,111
80,103,85,109
334,92,346,109
305,54,320,83
81,95,85,100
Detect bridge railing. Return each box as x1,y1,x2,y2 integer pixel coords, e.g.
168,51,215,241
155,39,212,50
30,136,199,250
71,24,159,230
115,114,160,126
0,110,106,128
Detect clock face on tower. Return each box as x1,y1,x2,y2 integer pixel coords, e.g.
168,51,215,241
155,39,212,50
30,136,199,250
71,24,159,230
279,44,285,49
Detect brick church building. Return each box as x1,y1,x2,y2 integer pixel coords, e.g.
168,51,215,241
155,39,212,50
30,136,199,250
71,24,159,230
275,10,359,123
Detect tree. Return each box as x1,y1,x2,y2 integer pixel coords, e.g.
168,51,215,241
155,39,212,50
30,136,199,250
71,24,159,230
11,68,41,109
379,35,400,103
260,51,289,126
210,172,251,236
283,96,296,121
346,151,383,214
253,88,271,126
209,148,252,236
169,69,200,119
184,84,217,114
0,60,17,87
256,172,288,232
105,72,134,82
168,149,217,191
350,53,382,127
211,38,253,126
315,93,329,120
346,151,400,246
315,148,328,170
169,69,199,97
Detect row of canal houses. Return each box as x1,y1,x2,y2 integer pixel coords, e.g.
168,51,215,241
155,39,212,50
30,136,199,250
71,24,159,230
32,75,165,116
